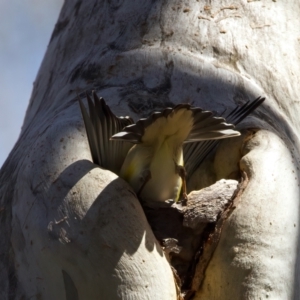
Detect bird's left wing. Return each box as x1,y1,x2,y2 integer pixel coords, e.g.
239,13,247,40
79,91,134,174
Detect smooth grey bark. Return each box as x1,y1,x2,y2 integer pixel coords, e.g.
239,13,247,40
0,0,299,299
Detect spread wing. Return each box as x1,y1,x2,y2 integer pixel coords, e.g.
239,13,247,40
80,91,264,181
79,91,134,174
183,96,265,180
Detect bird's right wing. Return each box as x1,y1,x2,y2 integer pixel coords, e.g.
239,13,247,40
79,91,134,174
183,96,265,180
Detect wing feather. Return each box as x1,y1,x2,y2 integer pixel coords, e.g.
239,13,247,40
184,96,265,180
79,91,134,174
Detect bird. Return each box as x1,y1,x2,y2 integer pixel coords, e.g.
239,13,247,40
79,91,265,205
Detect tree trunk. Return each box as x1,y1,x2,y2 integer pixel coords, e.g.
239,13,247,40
0,0,299,299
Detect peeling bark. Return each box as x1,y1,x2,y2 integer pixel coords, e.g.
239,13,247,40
0,0,299,299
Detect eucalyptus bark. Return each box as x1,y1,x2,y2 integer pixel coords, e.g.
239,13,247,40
0,0,299,299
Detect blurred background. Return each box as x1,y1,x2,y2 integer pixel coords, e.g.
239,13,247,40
0,0,63,167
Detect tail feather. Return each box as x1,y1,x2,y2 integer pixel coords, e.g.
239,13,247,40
184,96,265,180
79,92,265,181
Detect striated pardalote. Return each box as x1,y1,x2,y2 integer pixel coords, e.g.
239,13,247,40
79,92,264,205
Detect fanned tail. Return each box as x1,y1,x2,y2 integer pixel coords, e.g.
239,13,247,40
184,96,265,180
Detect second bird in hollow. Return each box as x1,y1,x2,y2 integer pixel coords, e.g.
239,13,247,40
79,92,264,205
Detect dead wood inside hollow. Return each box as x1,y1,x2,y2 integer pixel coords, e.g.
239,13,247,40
144,177,247,298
